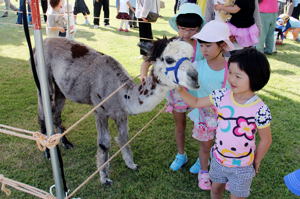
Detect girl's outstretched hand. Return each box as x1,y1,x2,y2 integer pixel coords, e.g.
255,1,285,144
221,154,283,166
254,160,261,174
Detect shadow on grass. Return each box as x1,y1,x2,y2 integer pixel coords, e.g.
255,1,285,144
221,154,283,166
270,42,300,67
252,89,300,198
271,69,296,75
73,28,97,41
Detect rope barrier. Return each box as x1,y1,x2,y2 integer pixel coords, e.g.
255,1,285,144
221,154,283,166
0,174,56,199
0,9,169,24
0,125,58,151
0,75,140,152
61,75,139,138
1,8,170,197
66,105,166,199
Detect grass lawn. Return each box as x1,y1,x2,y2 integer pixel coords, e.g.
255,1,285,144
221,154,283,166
0,1,300,199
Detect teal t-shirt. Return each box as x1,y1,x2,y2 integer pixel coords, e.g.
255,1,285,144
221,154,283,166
188,58,229,123
189,59,229,97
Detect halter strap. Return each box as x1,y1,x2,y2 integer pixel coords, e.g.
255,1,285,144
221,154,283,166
164,57,189,84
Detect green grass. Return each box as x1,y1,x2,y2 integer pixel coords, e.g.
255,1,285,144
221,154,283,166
0,2,300,199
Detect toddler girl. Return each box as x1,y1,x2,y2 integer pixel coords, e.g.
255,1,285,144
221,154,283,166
116,0,135,32
177,48,272,198
188,20,234,190
73,0,90,25
214,0,260,48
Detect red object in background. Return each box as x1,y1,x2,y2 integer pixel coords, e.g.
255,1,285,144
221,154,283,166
30,0,41,30
276,40,283,45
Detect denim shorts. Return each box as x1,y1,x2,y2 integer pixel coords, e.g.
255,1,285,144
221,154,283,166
209,156,256,198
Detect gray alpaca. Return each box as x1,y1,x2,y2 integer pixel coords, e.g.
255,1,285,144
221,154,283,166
35,37,199,184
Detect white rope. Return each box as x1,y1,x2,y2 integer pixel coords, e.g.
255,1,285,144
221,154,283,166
0,9,168,24
0,174,56,199
66,105,166,199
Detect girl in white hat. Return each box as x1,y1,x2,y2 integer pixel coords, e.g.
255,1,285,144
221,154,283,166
141,3,205,174
188,20,235,190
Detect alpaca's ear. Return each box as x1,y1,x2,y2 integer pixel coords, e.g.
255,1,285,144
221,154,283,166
137,41,154,56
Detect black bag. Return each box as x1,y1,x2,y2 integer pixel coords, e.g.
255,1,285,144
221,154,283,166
139,0,159,22
147,12,159,22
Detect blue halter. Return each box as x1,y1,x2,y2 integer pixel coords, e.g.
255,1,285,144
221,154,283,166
164,57,189,84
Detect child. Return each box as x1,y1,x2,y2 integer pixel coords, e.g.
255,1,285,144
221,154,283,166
214,0,260,48
73,0,90,25
116,0,135,32
165,3,204,173
177,48,272,198
46,0,66,38
16,0,32,25
188,20,234,190
139,3,204,173
275,18,285,44
280,14,300,42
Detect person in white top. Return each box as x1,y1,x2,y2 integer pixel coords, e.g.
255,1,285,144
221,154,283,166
135,0,160,80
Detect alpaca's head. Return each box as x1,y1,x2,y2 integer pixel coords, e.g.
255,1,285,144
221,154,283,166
140,37,199,90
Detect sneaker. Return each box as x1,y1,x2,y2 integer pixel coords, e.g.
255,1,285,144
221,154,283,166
104,23,110,27
93,25,99,29
84,20,90,25
189,158,201,174
198,172,211,190
1,12,8,18
124,29,129,32
118,28,124,32
169,153,188,171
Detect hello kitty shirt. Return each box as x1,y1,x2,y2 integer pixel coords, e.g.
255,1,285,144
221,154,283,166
209,88,272,167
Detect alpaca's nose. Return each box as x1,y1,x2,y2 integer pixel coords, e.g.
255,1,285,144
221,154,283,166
187,71,199,88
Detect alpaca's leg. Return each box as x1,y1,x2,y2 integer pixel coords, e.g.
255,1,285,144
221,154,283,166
114,115,138,170
52,82,73,149
38,92,50,159
95,113,112,185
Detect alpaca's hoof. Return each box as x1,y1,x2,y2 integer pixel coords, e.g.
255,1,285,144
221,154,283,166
127,163,138,170
100,178,113,185
61,136,74,149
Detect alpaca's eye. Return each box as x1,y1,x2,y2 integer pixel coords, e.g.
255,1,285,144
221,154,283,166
165,57,175,64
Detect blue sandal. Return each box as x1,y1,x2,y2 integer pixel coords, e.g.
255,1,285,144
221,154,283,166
170,153,188,171
189,158,201,174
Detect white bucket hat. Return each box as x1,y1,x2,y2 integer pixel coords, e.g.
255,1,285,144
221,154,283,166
192,20,235,51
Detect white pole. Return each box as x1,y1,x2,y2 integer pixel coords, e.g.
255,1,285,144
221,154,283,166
30,0,66,198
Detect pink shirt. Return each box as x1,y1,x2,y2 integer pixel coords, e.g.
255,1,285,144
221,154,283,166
210,89,271,167
259,0,278,13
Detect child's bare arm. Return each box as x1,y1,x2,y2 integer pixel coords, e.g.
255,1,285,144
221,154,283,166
177,87,212,108
127,1,135,13
254,126,272,174
117,0,120,11
215,4,240,14
49,26,65,32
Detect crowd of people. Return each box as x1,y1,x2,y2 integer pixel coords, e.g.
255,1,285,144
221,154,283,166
1,0,300,198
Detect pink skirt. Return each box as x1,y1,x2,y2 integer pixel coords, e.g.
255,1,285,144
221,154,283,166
228,23,259,47
116,12,130,20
